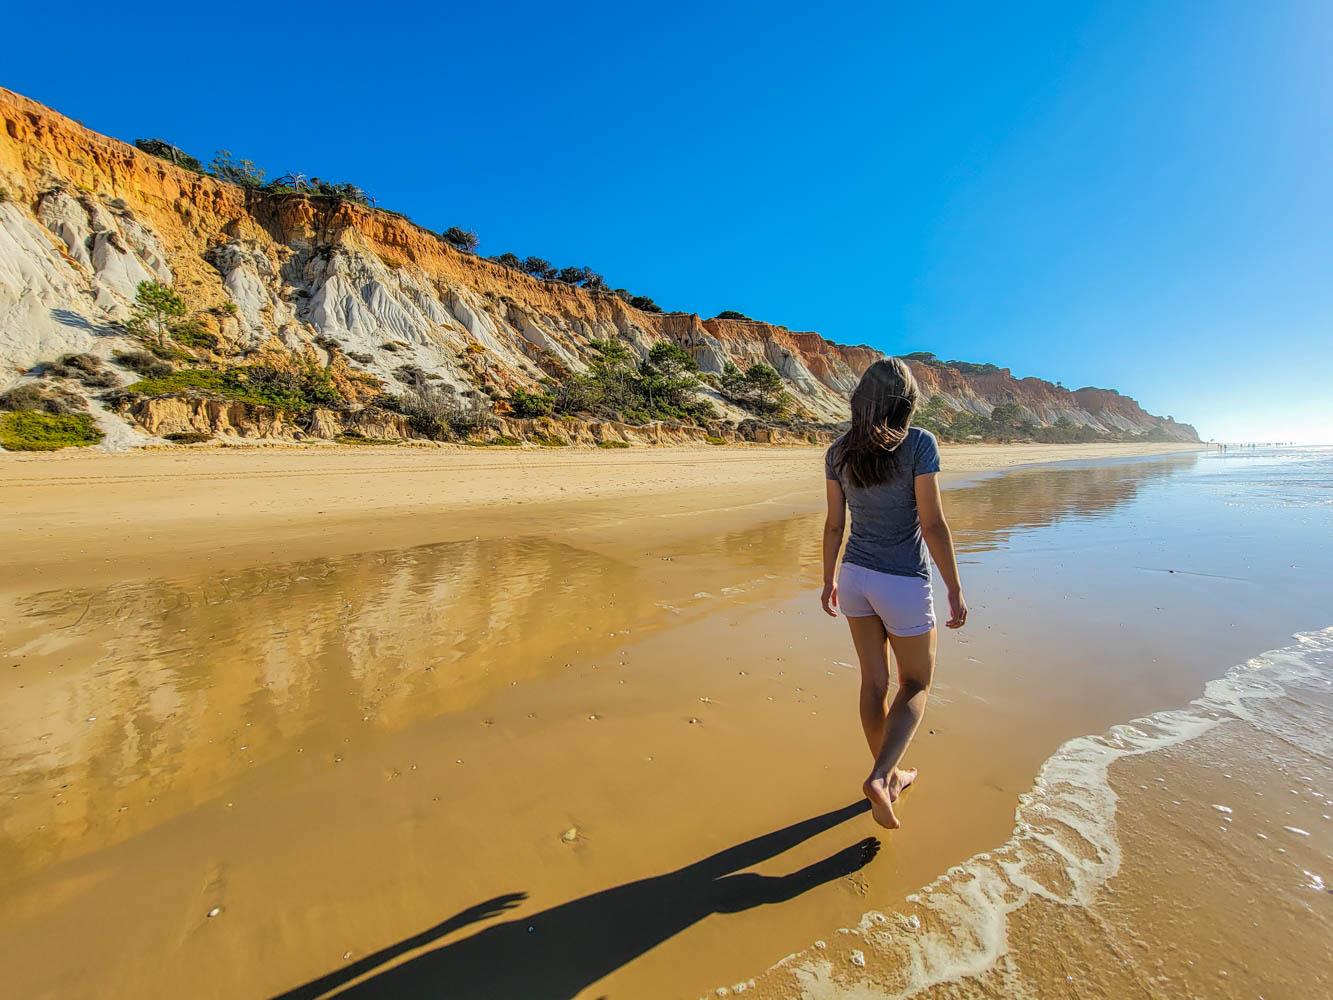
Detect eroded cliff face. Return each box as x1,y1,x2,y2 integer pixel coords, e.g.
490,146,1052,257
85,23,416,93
0,87,1197,447
908,362,1198,439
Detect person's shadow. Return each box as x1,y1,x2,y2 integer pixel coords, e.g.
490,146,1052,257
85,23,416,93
272,800,876,1000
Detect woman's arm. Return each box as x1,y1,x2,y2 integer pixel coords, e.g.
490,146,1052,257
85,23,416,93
915,472,968,628
821,478,846,617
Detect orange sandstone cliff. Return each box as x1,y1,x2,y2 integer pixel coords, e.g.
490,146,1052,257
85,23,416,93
0,87,1198,447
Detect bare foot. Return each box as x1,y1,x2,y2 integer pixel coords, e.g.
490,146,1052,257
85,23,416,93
862,767,919,830
889,766,918,802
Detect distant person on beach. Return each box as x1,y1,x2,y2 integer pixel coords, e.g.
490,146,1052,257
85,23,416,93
821,358,967,829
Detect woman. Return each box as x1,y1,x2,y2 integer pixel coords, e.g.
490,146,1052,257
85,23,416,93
821,358,967,830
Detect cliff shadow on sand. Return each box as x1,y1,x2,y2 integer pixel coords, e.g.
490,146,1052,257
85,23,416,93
270,801,876,1000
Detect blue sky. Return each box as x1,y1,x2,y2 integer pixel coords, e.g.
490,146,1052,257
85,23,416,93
7,1,1330,441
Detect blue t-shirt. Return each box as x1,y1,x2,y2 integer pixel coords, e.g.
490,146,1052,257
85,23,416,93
825,427,942,580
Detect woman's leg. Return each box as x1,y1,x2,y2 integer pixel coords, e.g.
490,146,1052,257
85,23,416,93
862,628,936,830
847,614,891,757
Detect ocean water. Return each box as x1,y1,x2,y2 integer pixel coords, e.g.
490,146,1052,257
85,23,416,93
735,447,1333,999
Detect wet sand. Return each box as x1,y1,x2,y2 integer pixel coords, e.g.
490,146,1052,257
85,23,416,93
8,441,1327,1000
0,441,1201,590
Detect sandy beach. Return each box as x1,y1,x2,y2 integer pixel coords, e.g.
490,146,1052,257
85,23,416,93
5,440,1330,1000
0,441,1203,589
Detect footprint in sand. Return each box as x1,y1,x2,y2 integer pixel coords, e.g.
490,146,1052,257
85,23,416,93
198,861,229,926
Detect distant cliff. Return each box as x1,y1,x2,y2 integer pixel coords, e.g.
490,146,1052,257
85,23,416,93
0,87,1197,448
906,357,1198,441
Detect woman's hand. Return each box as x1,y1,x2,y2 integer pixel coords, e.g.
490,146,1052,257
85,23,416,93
821,580,839,617
945,588,968,629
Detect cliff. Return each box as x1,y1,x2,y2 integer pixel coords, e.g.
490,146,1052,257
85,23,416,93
908,361,1198,440
0,87,1198,448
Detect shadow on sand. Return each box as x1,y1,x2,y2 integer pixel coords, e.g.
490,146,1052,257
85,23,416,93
272,800,876,1000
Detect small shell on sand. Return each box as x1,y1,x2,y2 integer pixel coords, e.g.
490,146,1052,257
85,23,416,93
561,827,582,843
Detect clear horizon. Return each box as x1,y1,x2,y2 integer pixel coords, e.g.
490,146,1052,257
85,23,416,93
5,1,1330,442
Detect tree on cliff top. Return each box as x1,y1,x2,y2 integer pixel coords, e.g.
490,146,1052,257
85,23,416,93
715,310,751,321
210,150,266,188
522,256,557,279
552,266,607,289
134,139,204,173
127,280,187,348
443,227,480,253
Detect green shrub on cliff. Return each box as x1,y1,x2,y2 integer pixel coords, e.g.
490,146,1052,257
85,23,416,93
43,353,119,388
948,410,985,439
719,361,789,417
529,339,717,426
382,385,496,440
510,387,555,418
0,384,85,415
0,411,103,451
114,350,173,379
167,319,219,351
912,394,955,438
126,363,340,413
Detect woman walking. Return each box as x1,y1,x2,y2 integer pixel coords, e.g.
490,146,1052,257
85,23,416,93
821,358,967,830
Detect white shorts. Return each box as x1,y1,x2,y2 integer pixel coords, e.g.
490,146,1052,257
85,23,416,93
838,562,935,636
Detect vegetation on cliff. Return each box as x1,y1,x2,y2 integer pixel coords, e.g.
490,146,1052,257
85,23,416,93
508,341,717,425
0,410,102,451
717,361,790,416
381,385,496,440
123,364,341,414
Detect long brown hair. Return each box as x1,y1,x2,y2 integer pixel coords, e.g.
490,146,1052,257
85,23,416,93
831,357,920,489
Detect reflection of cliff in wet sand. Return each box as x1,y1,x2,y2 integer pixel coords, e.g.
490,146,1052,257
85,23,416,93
0,456,1185,875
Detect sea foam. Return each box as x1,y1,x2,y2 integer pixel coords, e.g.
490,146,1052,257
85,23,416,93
722,626,1333,999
